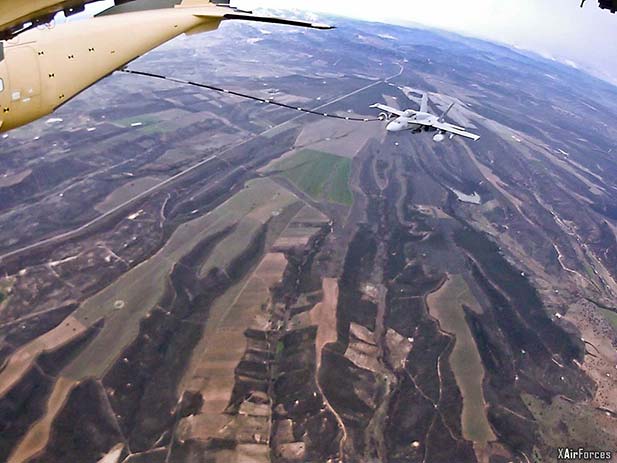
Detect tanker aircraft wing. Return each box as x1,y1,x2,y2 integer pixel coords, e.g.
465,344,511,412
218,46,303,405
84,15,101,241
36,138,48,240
0,0,334,132
0,0,332,41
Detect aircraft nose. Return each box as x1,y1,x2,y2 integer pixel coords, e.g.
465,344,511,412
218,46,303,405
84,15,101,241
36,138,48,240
386,121,400,132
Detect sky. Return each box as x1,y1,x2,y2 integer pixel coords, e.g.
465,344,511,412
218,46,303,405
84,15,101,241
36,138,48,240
73,0,617,85
233,0,617,85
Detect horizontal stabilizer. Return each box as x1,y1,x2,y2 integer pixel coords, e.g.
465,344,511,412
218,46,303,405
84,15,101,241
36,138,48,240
420,93,428,113
439,102,455,122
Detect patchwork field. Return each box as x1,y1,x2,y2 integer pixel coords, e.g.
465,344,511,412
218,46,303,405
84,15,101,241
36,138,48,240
2,13,617,463
426,274,496,445
66,178,296,379
267,149,354,206
95,176,164,213
600,307,617,331
0,277,12,305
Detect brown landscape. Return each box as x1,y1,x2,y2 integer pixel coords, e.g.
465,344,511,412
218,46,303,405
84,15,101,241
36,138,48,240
1,15,617,463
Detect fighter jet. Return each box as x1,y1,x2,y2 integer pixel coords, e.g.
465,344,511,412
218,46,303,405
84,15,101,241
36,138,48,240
0,0,332,132
371,93,480,142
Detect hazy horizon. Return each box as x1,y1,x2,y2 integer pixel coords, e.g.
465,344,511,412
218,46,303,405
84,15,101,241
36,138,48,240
234,0,617,85
69,0,617,86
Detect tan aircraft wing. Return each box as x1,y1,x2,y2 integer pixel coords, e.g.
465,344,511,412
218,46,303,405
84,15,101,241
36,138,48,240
99,1,333,29
0,0,333,41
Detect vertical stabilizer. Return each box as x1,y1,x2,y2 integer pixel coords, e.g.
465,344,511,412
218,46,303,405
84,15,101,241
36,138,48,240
439,102,455,122
420,93,428,113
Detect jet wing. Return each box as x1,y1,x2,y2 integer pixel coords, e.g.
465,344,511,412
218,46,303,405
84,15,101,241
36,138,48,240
432,120,480,141
412,118,480,141
370,103,405,117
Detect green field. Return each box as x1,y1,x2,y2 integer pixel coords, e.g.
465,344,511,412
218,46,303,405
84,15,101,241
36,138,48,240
0,277,13,305
63,178,298,379
270,149,353,206
427,275,495,444
523,393,617,459
600,308,617,330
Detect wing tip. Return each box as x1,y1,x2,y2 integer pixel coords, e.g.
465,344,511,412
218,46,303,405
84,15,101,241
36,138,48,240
312,23,335,30
222,13,334,30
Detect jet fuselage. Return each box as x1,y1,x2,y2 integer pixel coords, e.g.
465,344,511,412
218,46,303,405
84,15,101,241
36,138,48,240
386,111,438,133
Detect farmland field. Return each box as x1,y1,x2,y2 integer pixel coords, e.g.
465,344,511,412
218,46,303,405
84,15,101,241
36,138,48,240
268,149,353,206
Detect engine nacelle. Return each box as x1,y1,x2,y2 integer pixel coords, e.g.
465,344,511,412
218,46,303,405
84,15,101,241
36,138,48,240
378,112,389,121
433,133,445,142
